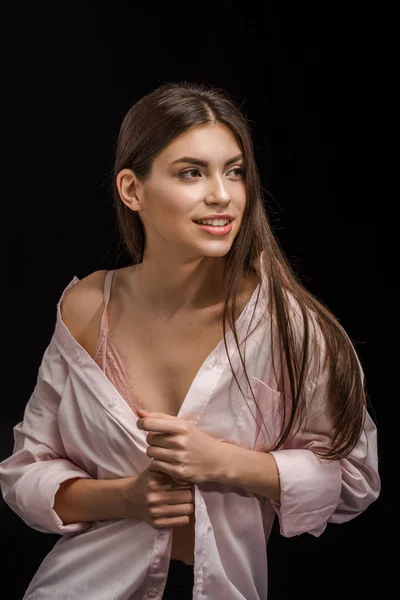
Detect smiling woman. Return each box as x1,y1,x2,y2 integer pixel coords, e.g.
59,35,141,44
0,81,380,600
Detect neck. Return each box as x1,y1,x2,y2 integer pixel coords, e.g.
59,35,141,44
126,255,231,318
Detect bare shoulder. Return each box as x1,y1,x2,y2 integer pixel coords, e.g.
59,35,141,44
60,270,109,347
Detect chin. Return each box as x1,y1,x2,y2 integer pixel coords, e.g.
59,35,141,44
195,245,232,258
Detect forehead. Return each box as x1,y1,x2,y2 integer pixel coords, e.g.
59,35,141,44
156,122,241,163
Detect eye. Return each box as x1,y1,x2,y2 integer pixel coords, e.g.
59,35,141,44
179,168,201,179
179,166,245,180
229,166,245,178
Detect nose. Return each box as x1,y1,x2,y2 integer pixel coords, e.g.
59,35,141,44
205,174,231,204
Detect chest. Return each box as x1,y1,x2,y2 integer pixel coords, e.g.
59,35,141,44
107,310,227,417
79,271,259,419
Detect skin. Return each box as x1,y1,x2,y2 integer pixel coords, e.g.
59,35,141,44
116,121,247,319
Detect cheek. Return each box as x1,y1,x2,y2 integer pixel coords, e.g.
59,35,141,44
231,189,247,220
153,186,199,218
238,184,247,206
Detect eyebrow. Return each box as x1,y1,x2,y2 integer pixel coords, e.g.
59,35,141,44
170,153,244,167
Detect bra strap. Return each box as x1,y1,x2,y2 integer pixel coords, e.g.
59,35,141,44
99,270,116,332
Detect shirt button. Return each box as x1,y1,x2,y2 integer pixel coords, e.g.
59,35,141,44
151,558,160,571
73,348,81,361
147,589,158,598
158,529,167,536
108,396,118,407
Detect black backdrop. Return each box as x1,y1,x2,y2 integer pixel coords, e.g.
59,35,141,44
3,2,391,599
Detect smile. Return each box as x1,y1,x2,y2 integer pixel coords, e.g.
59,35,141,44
193,221,233,236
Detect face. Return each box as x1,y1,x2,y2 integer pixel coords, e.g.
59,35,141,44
117,122,247,260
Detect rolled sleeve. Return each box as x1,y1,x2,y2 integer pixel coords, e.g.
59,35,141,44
269,448,342,537
5,455,91,535
262,307,381,538
268,401,380,538
0,333,93,535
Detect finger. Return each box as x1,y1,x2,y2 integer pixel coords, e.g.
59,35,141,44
153,489,193,504
149,458,169,475
150,458,183,480
156,478,191,491
172,478,191,486
149,476,180,492
138,417,181,433
143,412,173,418
146,432,173,446
152,503,194,519
138,416,188,433
147,446,172,462
151,475,192,493
137,410,173,421
137,409,172,418
154,516,190,529
149,470,169,482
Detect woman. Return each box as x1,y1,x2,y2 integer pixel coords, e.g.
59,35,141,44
0,81,380,600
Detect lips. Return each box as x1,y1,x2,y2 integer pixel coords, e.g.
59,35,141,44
193,221,233,236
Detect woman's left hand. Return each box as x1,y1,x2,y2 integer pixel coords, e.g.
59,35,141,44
136,408,224,485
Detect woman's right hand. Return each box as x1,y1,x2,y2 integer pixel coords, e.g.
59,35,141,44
123,464,195,529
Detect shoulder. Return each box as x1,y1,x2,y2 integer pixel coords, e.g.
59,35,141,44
60,270,109,345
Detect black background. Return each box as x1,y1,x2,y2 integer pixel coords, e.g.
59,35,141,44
3,2,392,598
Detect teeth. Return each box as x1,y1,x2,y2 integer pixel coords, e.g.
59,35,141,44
196,219,230,226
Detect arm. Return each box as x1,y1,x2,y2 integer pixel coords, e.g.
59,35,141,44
213,443,281,502
212,376,380,538
53,476,139,524
0,333,94,534
268,397,380,537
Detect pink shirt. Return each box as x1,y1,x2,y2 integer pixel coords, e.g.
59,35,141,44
0,255,380,599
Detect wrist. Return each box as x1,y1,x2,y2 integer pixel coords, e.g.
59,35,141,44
211,442,281,501
119,476,139,519
211,441,237,484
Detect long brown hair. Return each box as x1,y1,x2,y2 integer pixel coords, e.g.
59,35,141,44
110,80,368,461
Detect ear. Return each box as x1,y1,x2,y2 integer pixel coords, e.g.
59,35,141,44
116,168,143,213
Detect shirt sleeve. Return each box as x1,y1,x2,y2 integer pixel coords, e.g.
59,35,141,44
268,369,381,538
0,332,93,535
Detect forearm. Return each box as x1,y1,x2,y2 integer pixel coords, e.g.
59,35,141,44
213,442,281,502
53,476,138,524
